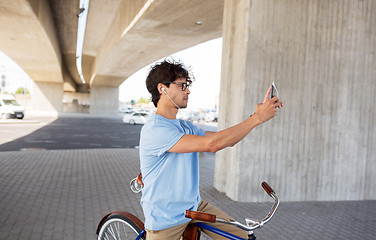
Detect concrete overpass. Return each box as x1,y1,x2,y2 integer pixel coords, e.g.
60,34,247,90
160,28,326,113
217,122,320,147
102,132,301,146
0,0,224,115
0,0,375,202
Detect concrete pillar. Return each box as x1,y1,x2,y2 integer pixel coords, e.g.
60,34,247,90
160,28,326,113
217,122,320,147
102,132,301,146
29,81,63,116
89,86,119,116
216,0,376,202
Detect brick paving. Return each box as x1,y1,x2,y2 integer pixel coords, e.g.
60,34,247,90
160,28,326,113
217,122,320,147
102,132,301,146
0,116,375,239
0,148,375,239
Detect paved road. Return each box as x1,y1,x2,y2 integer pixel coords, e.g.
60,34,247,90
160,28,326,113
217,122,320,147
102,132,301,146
0,116,375,240
0,116,142,151
0,115,217,151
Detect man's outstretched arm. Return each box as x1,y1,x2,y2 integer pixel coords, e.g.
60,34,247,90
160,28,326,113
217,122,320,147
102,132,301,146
169,89,282,153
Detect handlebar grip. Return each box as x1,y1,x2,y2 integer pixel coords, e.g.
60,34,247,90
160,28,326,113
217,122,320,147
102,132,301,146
137,173,144,186
262,182,275,196
185,210,216,223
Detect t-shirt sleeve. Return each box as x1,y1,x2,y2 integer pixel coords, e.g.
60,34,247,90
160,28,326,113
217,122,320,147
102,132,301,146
185,121,206,136
140,121,184,157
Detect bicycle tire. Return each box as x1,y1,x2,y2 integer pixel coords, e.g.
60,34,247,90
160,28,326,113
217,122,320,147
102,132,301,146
97,212,145,240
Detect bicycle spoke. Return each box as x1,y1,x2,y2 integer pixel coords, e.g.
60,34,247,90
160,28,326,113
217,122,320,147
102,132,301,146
122,224,128,239
97,214,143,240
107,225,117,240
114,222,121,240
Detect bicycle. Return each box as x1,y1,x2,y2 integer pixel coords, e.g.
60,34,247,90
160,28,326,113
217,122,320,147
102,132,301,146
96,174,279,240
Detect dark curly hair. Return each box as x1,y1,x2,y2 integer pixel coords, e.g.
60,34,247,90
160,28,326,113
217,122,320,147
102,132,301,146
146,58,194,107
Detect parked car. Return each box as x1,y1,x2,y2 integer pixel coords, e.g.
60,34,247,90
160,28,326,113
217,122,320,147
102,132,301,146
0,94,24,119
204,112,218,122
118,105,133,114
177,110,202,122
122,112,149,125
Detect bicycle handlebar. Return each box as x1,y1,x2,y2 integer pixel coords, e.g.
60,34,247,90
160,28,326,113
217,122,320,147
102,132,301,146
261,182,274,196
185,182,280,232
130,173,144,193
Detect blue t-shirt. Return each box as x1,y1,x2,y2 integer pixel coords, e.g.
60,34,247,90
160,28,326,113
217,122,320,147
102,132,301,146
139,114,206,230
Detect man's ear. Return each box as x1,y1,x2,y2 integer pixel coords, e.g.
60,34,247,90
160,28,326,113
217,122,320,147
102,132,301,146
157,83,166,94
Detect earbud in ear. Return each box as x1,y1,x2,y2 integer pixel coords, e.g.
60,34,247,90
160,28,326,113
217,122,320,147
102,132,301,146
161,87,166,94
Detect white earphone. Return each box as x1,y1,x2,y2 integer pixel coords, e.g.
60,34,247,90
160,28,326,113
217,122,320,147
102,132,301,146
161,87,180,109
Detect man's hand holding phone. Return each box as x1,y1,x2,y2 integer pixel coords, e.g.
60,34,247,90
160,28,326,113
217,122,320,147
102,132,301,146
265,82,282,107
253,83,283,124
270,82,278,99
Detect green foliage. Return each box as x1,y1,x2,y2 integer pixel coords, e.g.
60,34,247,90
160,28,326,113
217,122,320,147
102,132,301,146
15,87,29,94
137,97,149,104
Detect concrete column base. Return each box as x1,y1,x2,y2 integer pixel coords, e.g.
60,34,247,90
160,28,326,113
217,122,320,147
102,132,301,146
28,81,63,117
89,86,119,116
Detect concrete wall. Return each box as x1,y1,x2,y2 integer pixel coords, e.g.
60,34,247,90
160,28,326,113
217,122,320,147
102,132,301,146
63,92,90,113
29,81,63,116
215,0,376,202
89,86,119,116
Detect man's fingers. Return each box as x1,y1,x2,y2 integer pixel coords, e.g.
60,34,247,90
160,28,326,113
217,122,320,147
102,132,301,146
271,96,281,104
263,86,272,103
274,100,283,108
269,96,283,109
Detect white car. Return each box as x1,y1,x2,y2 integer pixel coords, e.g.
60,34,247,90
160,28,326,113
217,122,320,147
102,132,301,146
0,94,24,119
122,112,149,125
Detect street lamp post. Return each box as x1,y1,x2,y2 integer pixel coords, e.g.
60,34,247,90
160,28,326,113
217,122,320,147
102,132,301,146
1,74,5,94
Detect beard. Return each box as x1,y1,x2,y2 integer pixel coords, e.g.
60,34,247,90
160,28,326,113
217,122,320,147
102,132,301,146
180,97,189,108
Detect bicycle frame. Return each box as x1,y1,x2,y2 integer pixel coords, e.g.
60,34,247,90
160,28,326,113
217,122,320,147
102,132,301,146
133,222,247,240
98,182,279,240
194,222,248,240
135,229,146,240
184,182,279,240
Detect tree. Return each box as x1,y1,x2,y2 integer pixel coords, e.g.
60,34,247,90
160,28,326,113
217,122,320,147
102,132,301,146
15,87,29,94
137,97,149,104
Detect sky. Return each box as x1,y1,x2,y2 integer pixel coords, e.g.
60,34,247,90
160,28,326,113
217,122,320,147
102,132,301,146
0,52,33,94
0,37,223,110
119,38,223,110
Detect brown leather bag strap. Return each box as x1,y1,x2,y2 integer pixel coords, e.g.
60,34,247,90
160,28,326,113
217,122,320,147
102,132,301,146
185,210,216,223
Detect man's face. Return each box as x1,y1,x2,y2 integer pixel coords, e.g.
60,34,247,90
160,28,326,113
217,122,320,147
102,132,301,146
167,78,191,109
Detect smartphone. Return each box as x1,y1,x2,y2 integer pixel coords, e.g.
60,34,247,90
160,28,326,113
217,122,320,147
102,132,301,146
270,82,278,99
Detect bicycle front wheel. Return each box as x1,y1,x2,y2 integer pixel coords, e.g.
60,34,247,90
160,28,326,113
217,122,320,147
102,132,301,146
97,212,145,240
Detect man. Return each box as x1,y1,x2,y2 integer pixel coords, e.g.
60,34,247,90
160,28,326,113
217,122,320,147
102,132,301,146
139,59,283,239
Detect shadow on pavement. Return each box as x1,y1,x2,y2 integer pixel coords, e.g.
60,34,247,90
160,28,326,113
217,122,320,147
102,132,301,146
0,117,143,151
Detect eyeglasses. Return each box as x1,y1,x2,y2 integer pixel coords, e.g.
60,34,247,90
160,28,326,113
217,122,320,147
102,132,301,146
163,81,192,91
